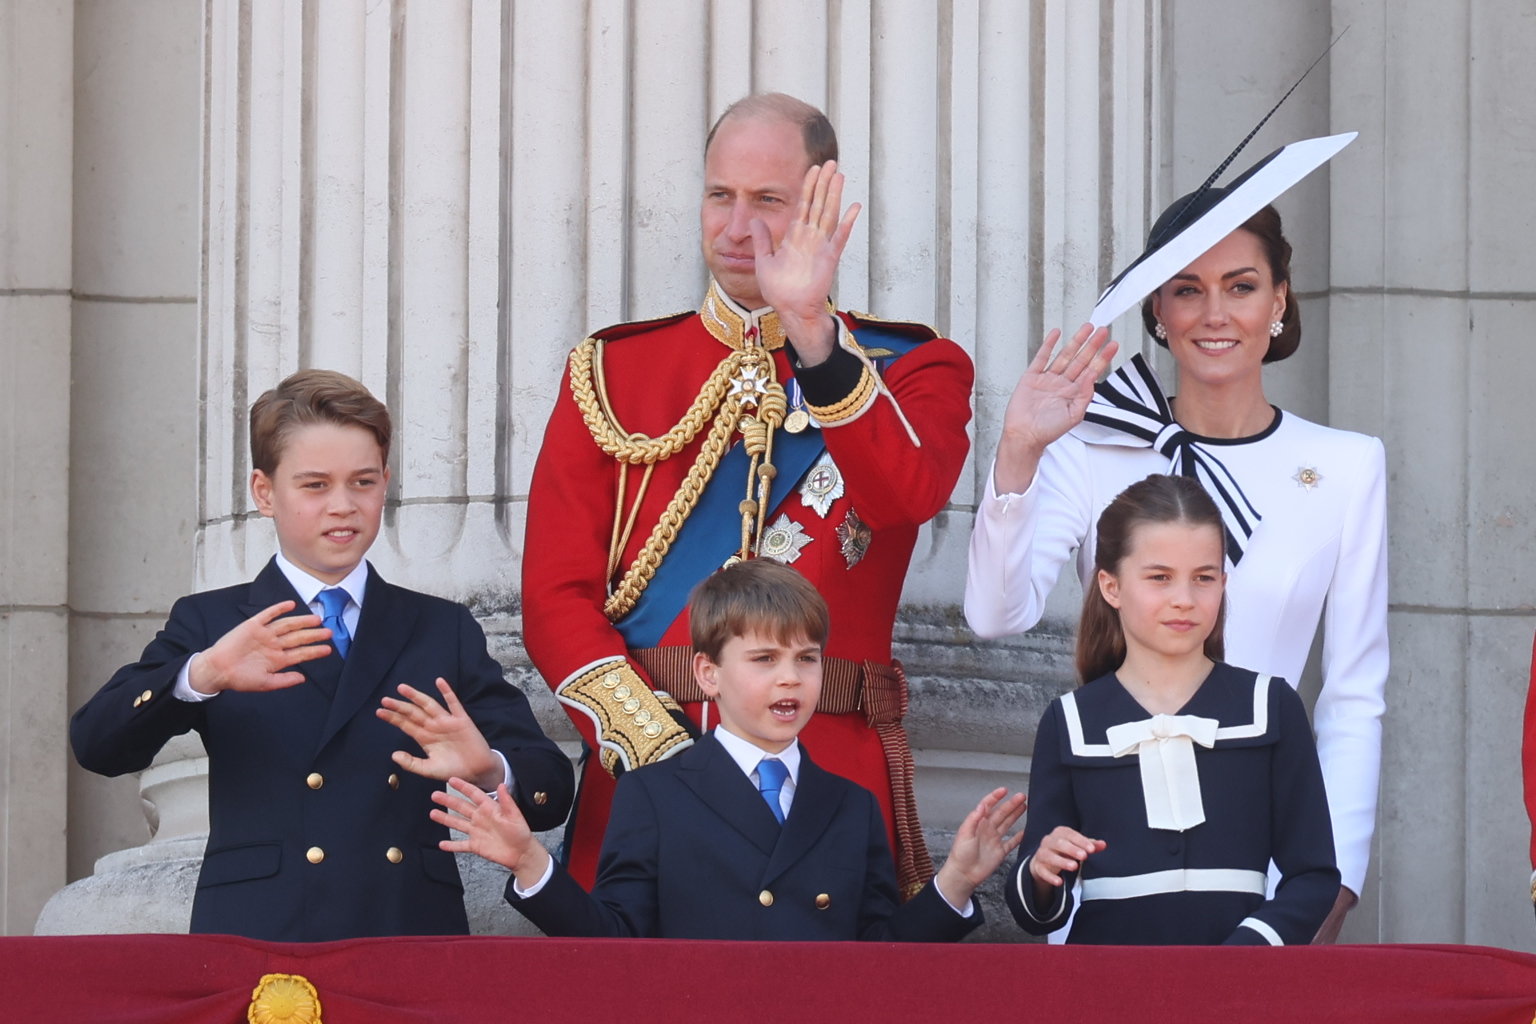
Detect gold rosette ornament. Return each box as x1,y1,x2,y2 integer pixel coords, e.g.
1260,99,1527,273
249,973,323,1024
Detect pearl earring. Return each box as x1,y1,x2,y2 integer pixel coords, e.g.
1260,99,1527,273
1269,320,1283,338
1154,323,1167,340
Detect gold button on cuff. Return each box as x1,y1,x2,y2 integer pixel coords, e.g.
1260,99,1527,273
306,847,325,864
533,791,549,806
140,689,154,703
386,847,403,864
388,773,400,790
306,773,324,790
815,893,831,910
758,890,774,907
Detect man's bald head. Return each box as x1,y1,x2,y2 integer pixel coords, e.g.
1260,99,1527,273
704,93,838,167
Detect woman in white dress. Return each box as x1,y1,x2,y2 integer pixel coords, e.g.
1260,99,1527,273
965,194,1387,942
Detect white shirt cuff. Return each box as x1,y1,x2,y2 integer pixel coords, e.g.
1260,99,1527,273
937,887,975,918
511,854,556,898
173,654,217,702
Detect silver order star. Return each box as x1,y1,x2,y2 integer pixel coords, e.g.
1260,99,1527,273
758,514,813,564
729,362,771,408
1292,466,1323,491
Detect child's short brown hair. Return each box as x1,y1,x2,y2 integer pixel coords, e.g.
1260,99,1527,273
249,369,392,475
688,559,829,662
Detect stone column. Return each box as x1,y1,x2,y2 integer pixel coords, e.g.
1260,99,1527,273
0,0,72,936
37,0,205,936
1330,0,1536,949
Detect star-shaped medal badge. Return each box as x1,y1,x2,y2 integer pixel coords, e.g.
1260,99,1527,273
799,452,845,518
1292,466,1323,491
836,508,872,568
759,513,813,564
729,362,771,409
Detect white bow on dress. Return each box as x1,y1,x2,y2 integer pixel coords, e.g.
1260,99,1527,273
1105,713,1219,831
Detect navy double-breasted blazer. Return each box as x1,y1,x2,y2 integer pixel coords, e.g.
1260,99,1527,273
509,732,977,941
70,558,574,941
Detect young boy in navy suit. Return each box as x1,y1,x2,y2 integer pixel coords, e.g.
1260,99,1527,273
71,369,573,941
432,558,1025,940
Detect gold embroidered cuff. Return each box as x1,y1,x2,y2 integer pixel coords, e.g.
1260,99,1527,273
555,659,694,776
804,364,876,425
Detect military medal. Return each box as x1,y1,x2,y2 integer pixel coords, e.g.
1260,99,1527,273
1292,465,1323,491
784,379,813,434
836,508,872,568
759,514,812,564
799,452,844,518
729,362,770,408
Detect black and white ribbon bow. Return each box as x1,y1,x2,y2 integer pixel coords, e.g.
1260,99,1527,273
1076,354,1261,565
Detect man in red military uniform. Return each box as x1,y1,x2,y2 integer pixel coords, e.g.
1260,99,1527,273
522,93,973,896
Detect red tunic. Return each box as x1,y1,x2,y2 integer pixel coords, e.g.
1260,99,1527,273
1524,634,1536,889
523,284,974,890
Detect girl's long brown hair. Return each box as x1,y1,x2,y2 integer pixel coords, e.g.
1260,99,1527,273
1076,474,1227,684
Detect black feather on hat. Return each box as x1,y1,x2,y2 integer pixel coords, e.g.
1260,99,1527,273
1089,33,1355,328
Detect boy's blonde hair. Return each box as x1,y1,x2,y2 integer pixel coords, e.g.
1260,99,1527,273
689,559,829,662
249,369,392,474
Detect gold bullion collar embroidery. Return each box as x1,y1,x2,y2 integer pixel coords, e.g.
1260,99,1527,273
701,280,787,351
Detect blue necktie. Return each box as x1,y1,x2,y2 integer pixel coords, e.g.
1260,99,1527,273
316,588,352,659
756,758,788,824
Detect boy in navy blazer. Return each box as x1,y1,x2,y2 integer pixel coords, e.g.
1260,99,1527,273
71,370,573,941
432,559,1025,940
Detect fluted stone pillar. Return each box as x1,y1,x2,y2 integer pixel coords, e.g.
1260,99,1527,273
0,0,73,936
37,0,204,936
1329,0,1536,949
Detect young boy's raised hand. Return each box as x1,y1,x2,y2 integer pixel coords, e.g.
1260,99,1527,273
431,777,550,887
378,678,502,791
1029,825,1107,902
188,600,333,694
933,787,1028,909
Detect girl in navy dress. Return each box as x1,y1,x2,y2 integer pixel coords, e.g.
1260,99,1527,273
1007,474,1338,944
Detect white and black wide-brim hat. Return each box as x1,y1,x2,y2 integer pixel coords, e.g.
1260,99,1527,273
1088,131,1356,331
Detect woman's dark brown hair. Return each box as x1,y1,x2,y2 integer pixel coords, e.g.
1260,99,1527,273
1076,474,1228,684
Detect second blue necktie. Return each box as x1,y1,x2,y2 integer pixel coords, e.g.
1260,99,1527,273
756,758,788,824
